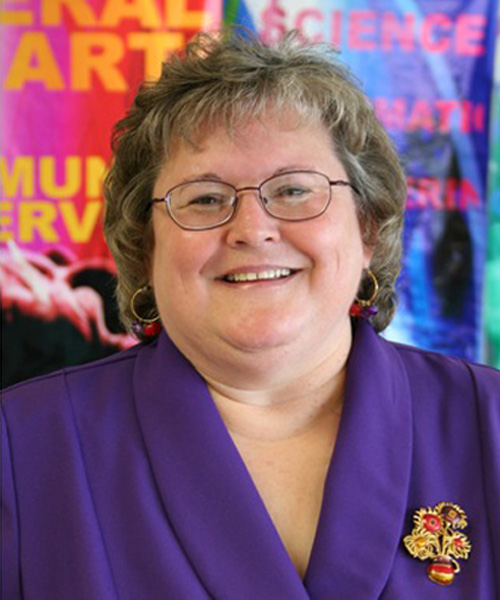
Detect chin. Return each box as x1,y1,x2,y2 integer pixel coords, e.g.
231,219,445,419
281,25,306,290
230,336,291,353
221,321,302,354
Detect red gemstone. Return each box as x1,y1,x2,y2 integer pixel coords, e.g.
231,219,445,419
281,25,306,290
143,322,161,336
423,514,442,532
349,304,363,317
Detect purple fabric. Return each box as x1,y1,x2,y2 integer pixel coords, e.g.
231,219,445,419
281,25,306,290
2,322,499,599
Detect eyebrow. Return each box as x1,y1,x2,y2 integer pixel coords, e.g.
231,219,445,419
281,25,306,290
176,166,315,185
177,172,223,184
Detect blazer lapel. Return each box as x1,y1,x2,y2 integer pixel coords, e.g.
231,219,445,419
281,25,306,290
304,322,413,599
133,334,309,600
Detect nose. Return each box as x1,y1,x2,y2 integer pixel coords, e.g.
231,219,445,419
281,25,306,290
225,189,281,247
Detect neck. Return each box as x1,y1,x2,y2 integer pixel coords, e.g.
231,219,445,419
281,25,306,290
206,348,347,443
170,318,354,441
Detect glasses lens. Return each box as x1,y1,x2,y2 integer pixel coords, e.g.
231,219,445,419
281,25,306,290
261,172,331,220
169,181,235,229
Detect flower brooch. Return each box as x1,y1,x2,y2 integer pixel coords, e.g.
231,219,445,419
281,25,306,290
403,502,471,586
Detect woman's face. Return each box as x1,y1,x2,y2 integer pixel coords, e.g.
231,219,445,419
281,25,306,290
150,113,372,382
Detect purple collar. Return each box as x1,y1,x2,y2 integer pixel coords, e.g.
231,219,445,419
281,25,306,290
133,322,412,599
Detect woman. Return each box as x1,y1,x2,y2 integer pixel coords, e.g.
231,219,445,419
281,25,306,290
2,32,499,599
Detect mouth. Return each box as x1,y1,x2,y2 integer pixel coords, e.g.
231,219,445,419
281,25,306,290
220,268,298,283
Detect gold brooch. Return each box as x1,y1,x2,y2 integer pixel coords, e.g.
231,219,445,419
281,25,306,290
403,502,471,586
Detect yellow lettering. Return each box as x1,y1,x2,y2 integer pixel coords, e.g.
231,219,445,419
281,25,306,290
128,32,184,81
40,156,81,198
41,0,97,26
4,32,64,90
60,201,102,242
85,156,107,197
0,201,14,242
100,0,161,28
165,0,205,28
1,1,34,25
0,156,34,196
71,33,126,91
19,201,58,242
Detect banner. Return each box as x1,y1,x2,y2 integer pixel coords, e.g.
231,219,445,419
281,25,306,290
0,0,220,387
1,0,498,387
485,5,500,368
227,0,498,361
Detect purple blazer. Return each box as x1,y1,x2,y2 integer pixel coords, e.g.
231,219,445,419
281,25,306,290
2,322,499,599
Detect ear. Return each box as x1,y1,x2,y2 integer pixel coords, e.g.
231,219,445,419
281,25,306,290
360,218,376,268
145,214,157,287
362,243,374,269
363,227,377,269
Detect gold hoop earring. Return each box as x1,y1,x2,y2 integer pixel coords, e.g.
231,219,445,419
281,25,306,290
130,285,161,337
350,268,379,319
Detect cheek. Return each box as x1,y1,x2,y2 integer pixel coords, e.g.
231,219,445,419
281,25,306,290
150,222,185,293
151,243,189,292
150,224,217,293
312,212,365,267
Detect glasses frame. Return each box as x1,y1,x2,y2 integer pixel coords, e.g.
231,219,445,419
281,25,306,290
151,170,359,231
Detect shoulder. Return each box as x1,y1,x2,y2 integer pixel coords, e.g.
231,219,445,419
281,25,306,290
1,340,151,422
356,322,500,400
389,338,500,392
381,336,500,423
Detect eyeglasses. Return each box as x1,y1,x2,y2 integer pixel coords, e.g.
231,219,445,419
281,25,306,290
151,170,358,231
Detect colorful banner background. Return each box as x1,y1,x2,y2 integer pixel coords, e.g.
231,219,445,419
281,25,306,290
485,0,500,367
1,0,499,387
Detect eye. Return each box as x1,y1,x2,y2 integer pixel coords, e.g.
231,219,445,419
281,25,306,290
269,184,313,203
180,193,231,212
188,195,223,206
277,185,309,196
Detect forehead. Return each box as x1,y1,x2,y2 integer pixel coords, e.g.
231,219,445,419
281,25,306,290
176,99,321,141
167,103,325,153
158,111,341,182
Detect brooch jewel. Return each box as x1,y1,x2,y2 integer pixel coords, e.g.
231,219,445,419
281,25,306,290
403,502,471,586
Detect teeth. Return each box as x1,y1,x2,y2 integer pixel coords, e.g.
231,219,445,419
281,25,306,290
225,268,292,282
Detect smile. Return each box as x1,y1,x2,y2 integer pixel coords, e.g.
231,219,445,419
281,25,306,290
223,268,295,283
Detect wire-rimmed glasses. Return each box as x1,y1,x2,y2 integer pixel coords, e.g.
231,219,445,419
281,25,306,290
151,170,358,231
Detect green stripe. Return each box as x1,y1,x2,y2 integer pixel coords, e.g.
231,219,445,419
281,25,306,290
223,0,240,26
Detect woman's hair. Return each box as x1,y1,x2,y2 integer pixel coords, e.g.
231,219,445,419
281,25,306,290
103,30,406,335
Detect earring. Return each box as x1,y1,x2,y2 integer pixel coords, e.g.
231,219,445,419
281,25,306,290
350,268,379,319
130,285,162,337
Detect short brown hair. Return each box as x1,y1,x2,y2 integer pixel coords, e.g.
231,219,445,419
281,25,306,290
104,30,406,336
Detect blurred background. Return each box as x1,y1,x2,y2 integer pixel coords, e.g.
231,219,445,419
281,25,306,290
1,0,499,389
